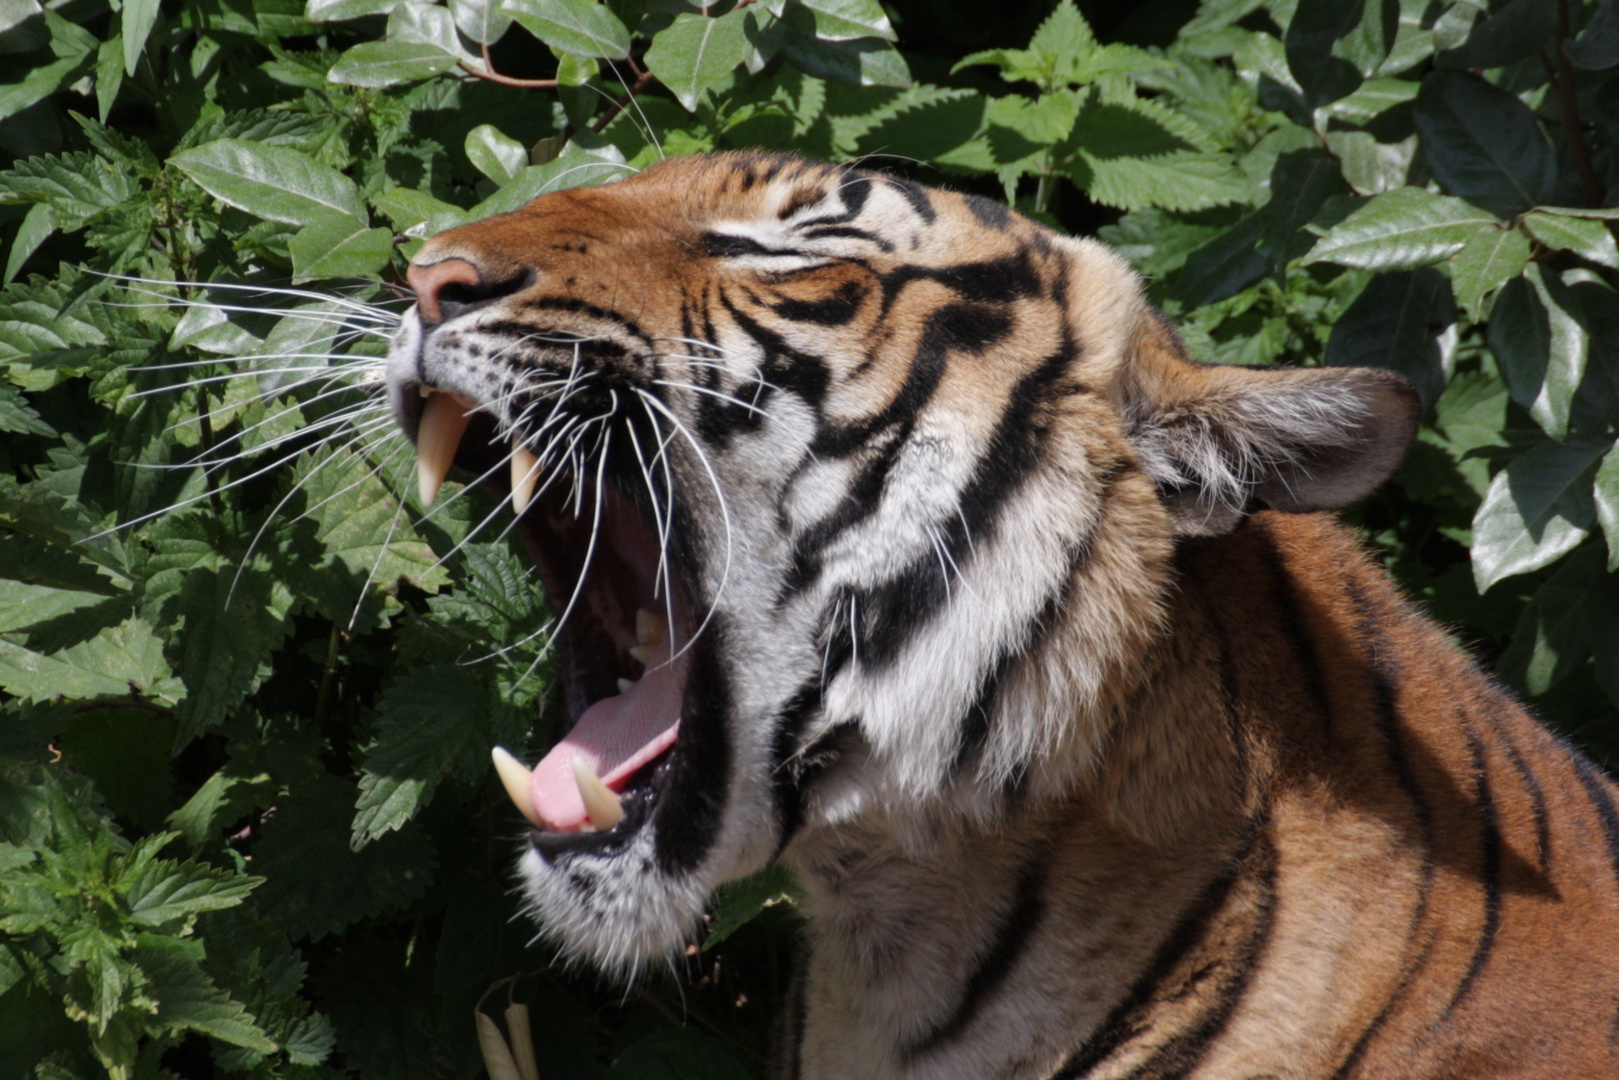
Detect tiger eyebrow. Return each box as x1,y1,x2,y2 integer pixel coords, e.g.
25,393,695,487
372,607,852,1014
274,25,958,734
702,232,776,257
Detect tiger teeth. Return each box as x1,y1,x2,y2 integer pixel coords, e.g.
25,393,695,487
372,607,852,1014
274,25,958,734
416,390,473,508
573,756,624,830
491,746,541,828
510,441,539,515
617,677,635,695
635,608,667,649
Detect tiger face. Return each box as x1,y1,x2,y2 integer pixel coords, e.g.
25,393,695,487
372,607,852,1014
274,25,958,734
384,152,1416,973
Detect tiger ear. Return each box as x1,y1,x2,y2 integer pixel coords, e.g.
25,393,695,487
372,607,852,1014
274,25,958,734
1117,312,1421,537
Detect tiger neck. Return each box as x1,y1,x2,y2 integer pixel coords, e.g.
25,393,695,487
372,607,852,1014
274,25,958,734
778,532,1276,1078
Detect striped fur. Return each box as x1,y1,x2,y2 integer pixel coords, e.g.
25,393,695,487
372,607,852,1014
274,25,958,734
384,153,1619,1078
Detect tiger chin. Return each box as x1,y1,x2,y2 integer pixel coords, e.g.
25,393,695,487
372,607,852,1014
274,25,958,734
383,153,1619,1079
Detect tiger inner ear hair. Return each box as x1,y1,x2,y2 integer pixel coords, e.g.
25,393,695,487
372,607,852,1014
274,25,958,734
1121,310,1422,537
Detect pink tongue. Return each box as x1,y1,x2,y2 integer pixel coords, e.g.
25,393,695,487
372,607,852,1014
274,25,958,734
530,638,683,831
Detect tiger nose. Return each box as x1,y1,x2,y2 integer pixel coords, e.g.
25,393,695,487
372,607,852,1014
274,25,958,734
406,258,483,326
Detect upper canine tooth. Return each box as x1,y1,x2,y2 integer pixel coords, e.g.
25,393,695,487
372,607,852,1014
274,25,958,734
617,678,635,695
417,391,472,508
627,644,651,664
572,756,624,831
635,609,667,649
491,746,540,828
510,441,539,515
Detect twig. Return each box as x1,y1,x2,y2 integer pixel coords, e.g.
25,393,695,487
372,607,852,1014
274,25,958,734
459,43,560,89
1549,0,1606,208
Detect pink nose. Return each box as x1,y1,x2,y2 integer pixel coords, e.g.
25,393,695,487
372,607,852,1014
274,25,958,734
406,258,482,325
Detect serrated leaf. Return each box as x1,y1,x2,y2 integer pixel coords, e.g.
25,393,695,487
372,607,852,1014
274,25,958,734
0,150,141,231
450,0,513,43
1597,443,1619,571
125,861,260,928
0,382,53,436
1522,211,1619,268
1305,186,1497,270
1450,224,1529,317
1488,266,1588,439
288,214,393,282
1413,70,1555,220
353,664,506,844
0,617,175,704
1072,151,1249,214
502,0,630,58
326,40,458,87
166,769,275,849
167,566,293,744
253,776,435,940
645,11,753,111
1471,438,1608,591
3,201,51,283
134,947,277,1052
169,140,367,228
1326,268,1454,408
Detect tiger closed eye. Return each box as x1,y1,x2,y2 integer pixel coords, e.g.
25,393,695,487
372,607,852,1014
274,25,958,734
380,151,1619,1080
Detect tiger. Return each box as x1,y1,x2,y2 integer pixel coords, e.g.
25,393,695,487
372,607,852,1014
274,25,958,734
383,151,1619,1079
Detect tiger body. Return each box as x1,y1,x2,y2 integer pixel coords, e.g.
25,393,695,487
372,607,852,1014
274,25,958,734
384,152,1619,1079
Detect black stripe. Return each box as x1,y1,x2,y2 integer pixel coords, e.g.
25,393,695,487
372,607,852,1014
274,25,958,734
1250,530,1334,729
767,278,869,326
1570,751,1619,890
901,853,1050,1061
654,615,735,874
1116,832,1278,1080
719,292,833,409
772,966,808,1080
1053,819,1270,1079
964,194,1012,229
890,178,937,223
801,224,894,251
1478,687,1551,873
1438,719,1501,1022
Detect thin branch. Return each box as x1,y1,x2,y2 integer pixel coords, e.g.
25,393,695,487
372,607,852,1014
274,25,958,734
459,43,561,89
1549,0,1606,208
589,68,657,133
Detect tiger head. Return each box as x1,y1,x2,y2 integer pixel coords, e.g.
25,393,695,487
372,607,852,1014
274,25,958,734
385,152,1418,972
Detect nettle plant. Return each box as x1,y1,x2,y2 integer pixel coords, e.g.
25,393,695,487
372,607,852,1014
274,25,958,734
0,0,1615,1076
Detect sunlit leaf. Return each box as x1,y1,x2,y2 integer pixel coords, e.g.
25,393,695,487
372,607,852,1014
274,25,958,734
1305,186,1496,270
169,139,367,227
644,11,753,111
1471,438,1607,591
501,0,631,58
1488,266,1588,439
326,40,459,88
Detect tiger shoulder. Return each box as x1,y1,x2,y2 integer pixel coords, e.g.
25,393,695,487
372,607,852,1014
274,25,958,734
385,152,1619,1079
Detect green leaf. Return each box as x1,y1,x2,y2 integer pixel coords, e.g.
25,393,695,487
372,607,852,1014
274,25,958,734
1305,186,1497,271
1073,151,1249,214
166,566,293,744
0,150,142,231
0,617,175,704
288,214,393,282
1322,130,1416,195
125,861,260,928
0,51,91,123
326,40,459,87
3,201,52,284
1597,443,1619,571
121,0,159,75
1176,213,1266,306
1437,0,1554,69
252,776,435,940
1413,70,1555,220
353,664,509,845
134,947,277,1053
1471,438,1608,592
465,124,528,184
1497,546,1612,695
779,24,910,88
0,383,53,437
468,143,629,219
305,0,407,18
704,864,799,950
1325,268,1455,408
389,1,475,62
169,140,367,228
1568,0,1619,68
166,769,275,850
1522,211,1619,269
645,11,754,111
1488,266,1588,439
1284,0,1369,109
1450,224,1529,318
794,0,895,42
450,0,513,43
1255,147,1347,272
502,0,631,58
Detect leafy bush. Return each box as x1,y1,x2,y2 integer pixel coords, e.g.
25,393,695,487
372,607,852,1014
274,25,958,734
0,0,1616,1076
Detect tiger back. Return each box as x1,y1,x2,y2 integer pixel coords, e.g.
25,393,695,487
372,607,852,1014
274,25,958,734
383,152,1619,1078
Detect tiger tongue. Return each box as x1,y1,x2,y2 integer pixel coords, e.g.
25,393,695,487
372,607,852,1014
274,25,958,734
529,635,683,831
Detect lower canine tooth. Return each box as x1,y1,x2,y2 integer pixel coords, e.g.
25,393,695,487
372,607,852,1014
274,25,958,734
635,609,667,649
617,678,635,695
491,746,540,828
572,756,624,830
417,391,472,508
510,441,539,515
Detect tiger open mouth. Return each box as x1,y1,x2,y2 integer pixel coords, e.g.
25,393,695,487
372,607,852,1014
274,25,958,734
405,385,691,855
